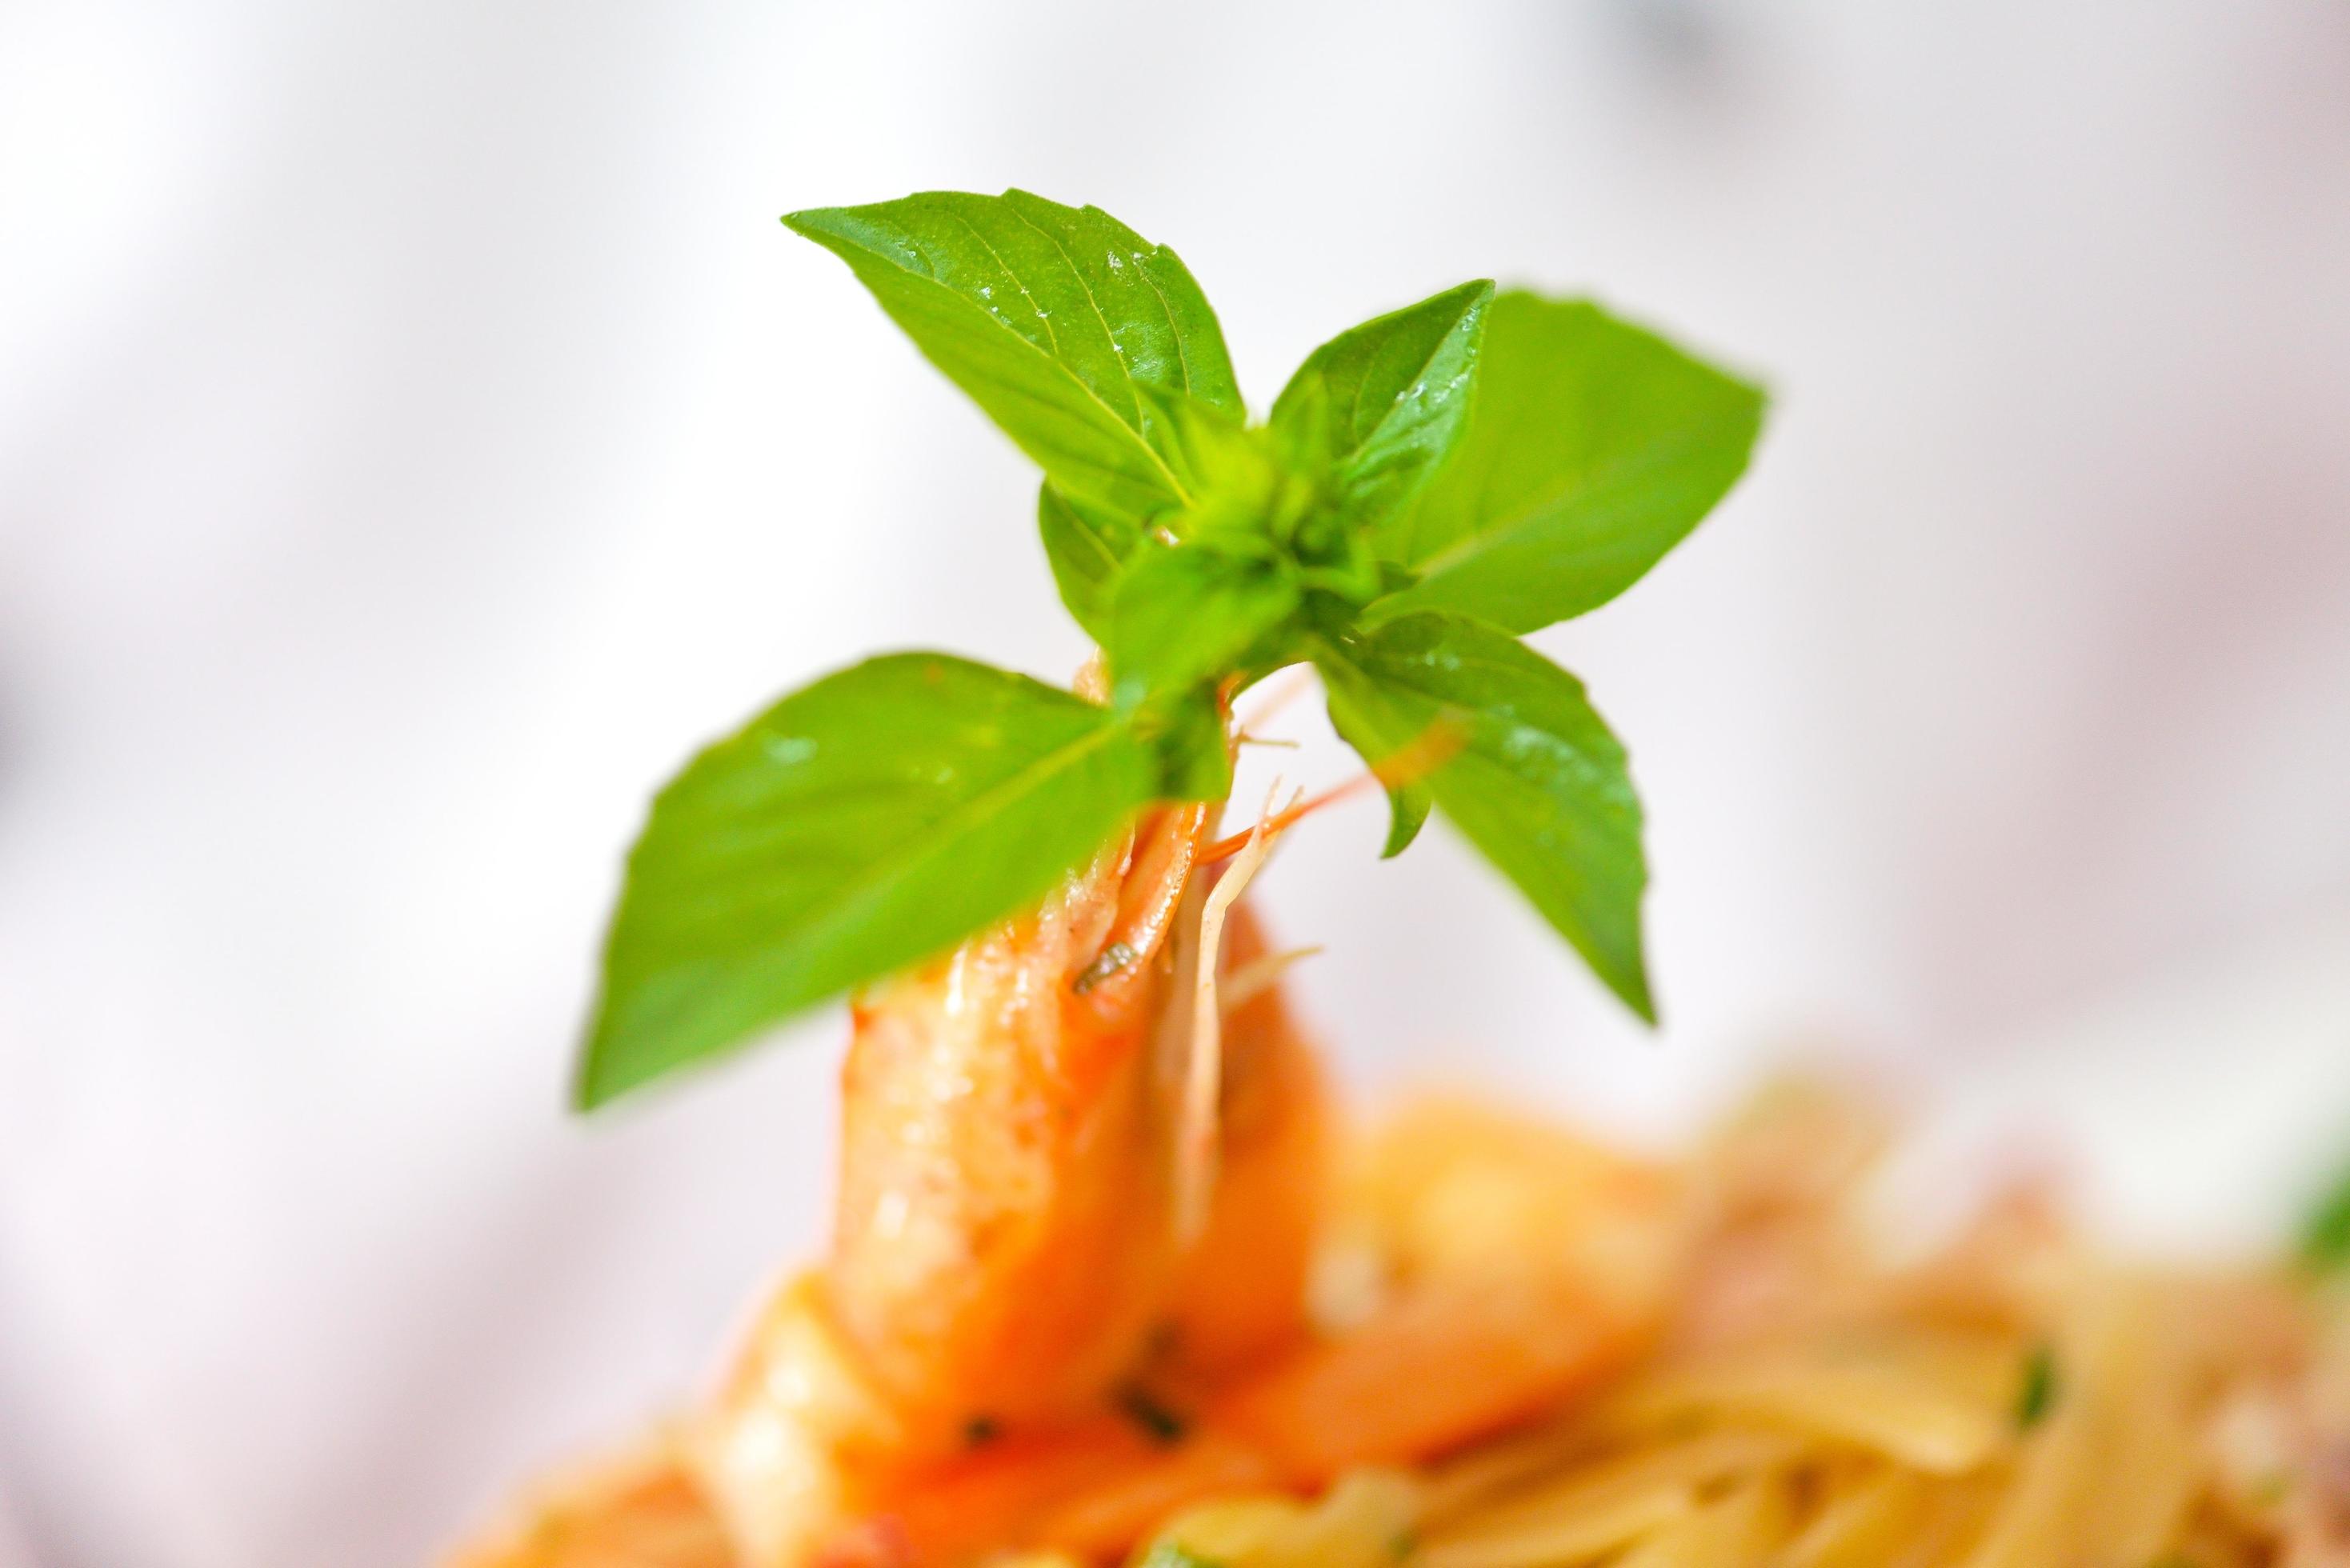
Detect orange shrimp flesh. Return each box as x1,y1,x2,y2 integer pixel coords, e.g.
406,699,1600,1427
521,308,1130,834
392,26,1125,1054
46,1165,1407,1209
824,801,1218,1450
450,1446,735,1568
694,794,1342,1564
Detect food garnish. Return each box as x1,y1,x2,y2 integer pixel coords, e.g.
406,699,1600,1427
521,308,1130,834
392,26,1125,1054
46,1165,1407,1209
574,189,1764,1110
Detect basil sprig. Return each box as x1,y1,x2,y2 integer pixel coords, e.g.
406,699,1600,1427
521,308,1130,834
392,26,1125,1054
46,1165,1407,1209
577,189,1764,1108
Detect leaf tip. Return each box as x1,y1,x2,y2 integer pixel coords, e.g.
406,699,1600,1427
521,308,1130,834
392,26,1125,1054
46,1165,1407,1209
1442,278,1499,322
779,206,851,246
569,1062,610,1116
1615,962,1659,1027
569,1021,625,1114
1375,829,1414,861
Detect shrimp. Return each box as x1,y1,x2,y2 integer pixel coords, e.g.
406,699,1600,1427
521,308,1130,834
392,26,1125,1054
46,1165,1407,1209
450,1444,735,1568
690,794,1333,1566
1158,899,1329,1377
461,726,1655,1568
824,801,1219,1444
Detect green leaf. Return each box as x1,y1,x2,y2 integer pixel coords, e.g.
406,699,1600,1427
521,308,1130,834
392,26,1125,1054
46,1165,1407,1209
1104,543,1301,711
1271,280,1494,530
1037,482,1141,641
2300,1156,2350,1270
578,654,1158,1108
2014,1344,2059,1428
785,190,1240,520
994,192,1243,418
1324,690,1433,858
1133,385,1303,546
1316,614,1652,1019
1137,688,1234,803
1371,293,1764,634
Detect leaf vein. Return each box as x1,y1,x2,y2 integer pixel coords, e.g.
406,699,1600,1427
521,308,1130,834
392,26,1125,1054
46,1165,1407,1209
1004,203,1148,417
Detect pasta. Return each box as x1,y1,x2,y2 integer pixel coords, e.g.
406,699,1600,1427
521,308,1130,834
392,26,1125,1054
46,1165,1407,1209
458,1082,2350,1566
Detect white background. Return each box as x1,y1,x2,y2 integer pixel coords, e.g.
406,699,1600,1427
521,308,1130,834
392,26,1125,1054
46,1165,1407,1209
2,2,2348,1562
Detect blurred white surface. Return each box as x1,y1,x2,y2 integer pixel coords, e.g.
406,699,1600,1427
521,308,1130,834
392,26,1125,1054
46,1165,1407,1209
2,1,2348,1562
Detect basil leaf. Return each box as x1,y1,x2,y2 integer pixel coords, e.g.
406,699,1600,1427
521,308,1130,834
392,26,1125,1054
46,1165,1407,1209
1038,482,1140,641
2301,1158,2350,1270
1105,543,1301,710
1139,688,1234,803
1317,614,1652,1020
1324,691,1433,859
994,191,1243,418
2014,1344,2060,1428
1270,279,1493,530
578,654,1158,1107
1133,385,1292,544
1371,293,1764,634
785,190,1239,520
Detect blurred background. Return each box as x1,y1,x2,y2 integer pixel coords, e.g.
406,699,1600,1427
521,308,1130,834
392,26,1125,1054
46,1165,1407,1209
2,1,2348,1562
